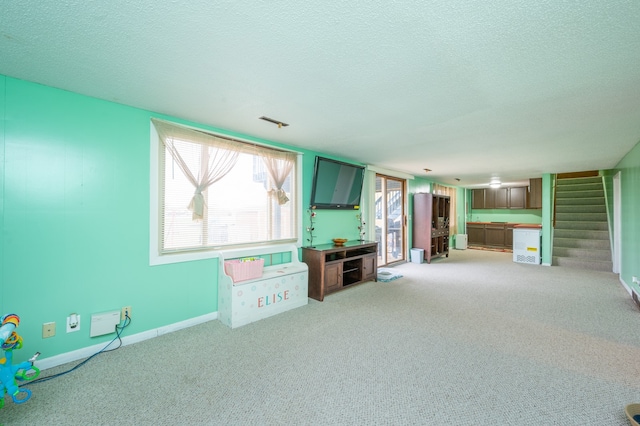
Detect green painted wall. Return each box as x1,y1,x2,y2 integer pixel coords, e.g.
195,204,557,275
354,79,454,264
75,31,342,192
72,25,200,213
467,209,543,224
614,140,640,294
541,173,553,265
1,77,220,361
0,76,343,362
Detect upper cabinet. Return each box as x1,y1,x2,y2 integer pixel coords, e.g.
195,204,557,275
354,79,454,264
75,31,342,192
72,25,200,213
471,185,534,210
527,178,543,209
472,188,486,209
509,186,527,209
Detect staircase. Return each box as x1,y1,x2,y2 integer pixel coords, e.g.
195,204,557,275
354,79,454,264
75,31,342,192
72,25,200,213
552,176,612,272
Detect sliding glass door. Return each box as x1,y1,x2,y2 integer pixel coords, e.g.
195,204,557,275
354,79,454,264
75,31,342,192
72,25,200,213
375,175,406,266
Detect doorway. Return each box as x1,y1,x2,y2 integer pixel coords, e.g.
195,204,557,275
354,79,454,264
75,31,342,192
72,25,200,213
375,175,406,266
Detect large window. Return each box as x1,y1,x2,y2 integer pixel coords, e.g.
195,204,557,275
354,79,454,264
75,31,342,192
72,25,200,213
150,119,299,264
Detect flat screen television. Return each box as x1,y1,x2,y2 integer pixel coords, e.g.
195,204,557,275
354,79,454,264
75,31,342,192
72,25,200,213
309,156,365,209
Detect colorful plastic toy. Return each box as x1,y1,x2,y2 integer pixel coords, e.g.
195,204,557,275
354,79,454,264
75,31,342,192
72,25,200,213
0,314,40,408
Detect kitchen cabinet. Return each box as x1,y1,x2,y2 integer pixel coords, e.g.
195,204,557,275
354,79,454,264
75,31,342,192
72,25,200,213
467,223,486,246
492,188,509,209
509,187,527,209
471,186,529,209
466,222,536,250
485,223,506,247
472,189,485,209
527,178,542,209
505,224,515,249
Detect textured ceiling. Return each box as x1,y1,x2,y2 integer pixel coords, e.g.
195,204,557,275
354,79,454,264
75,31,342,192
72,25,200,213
2,1,640,187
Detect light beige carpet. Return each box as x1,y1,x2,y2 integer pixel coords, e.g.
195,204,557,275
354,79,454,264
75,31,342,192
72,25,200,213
3,249,639,425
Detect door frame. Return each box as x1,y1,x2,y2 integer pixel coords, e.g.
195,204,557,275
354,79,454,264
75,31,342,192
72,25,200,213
613,171,621,274
375,174,407,266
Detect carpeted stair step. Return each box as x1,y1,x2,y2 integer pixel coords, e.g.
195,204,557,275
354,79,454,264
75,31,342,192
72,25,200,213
552,246,612,261
556,176,602,187
552,256,612,272
555,204,606,213
553,237,610,249
555,212,607,222
554,229,609,239
555,196,605,206
554,221,608,231
556,189,604,199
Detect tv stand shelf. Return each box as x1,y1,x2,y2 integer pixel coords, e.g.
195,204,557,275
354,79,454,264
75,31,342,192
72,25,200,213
302,240,378,301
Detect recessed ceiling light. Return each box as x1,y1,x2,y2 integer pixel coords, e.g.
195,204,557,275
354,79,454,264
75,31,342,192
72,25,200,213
259,116,289,128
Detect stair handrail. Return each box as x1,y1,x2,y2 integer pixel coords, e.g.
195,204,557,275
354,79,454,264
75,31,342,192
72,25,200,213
552,174,557,229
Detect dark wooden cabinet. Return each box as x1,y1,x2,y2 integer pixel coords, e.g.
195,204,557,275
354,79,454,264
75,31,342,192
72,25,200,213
362,255,377,282
467,223,485,246
509,187,527,209
467,222,531,250
485,223,506,247
472,186,529,209
505,224,515,249
492,188,508,209
472,189,485,209
527,178,542,209
413,193,450,263
324,262,342,293
302,241,377,301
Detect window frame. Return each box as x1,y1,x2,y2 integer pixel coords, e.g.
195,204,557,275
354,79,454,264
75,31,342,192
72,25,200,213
149,120,303,266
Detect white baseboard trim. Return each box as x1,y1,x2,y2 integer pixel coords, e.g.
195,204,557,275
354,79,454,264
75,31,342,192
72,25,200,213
35,312,218,371
620,276,633,296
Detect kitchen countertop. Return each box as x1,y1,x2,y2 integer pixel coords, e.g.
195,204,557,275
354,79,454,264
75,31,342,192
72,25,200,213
467,222,542,228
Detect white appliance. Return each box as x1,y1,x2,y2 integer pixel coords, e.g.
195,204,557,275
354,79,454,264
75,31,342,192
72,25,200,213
455,234,468,250
513,228,541,264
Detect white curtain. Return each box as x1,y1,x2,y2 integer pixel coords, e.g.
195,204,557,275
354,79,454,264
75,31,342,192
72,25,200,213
153,119,241,220
261,151,296,205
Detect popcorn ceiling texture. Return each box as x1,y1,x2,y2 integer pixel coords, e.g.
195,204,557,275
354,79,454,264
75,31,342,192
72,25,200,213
2,1,640,184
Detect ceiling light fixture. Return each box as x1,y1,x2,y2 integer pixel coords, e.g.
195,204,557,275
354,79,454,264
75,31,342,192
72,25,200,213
424,168,432,173
259,116,289,128
489,181,502,188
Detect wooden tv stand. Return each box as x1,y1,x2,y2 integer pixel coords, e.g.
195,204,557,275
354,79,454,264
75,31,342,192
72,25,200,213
302,240,378,301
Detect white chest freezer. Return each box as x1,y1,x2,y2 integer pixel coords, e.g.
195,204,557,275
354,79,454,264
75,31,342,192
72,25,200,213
513,228,541,264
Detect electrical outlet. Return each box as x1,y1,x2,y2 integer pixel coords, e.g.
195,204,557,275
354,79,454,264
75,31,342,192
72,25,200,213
42,322,56,338
67,314,81,333
121,306,132,321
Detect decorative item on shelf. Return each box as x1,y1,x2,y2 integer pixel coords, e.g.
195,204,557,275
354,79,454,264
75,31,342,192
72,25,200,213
356,213,366,241
332,238,348,246
306,208,317,247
